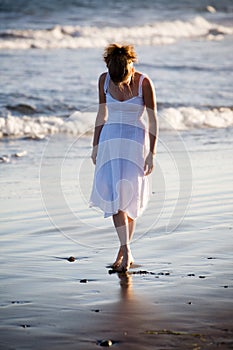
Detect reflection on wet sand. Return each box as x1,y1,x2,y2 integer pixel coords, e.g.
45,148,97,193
118,272,134,301
102,271,155,349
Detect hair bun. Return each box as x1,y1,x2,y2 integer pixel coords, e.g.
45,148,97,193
113,47,125,56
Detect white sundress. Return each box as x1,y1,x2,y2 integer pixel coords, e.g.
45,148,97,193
89,72,150,219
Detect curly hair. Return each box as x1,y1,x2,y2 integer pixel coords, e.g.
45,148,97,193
103,43,137,84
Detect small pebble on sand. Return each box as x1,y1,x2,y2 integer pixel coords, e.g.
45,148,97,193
67,256,75,262
99,339,113,347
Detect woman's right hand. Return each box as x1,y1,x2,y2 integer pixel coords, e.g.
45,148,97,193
91,146,98,165
144,152,154,175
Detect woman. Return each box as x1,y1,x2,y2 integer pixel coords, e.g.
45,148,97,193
90,43,158,272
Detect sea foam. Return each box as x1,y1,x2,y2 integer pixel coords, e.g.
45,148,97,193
0,17,232,50
0,107,232,139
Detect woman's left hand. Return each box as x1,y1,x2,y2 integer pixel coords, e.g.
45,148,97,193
91,146,98,165
144,152,154,175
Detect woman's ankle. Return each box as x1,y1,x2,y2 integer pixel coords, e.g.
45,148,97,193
121,244,131,253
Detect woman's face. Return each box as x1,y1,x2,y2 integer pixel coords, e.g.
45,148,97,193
109,60,135,85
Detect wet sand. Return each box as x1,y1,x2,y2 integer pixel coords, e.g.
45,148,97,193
0,132,233,349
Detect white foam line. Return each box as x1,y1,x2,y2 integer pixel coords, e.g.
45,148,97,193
0,16,232,50
0,107,233,139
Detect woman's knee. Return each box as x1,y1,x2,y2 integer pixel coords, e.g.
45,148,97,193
113,210,128,226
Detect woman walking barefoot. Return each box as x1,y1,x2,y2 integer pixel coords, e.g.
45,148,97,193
90,43,158,272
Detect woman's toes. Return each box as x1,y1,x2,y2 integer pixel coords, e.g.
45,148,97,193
111,257,122,269
115,263,129,273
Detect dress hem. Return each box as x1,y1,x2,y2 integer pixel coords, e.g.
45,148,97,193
89,202,147,220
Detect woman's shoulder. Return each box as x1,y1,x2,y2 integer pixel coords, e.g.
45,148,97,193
98,72,108,89
134,71,153,88
99,72,108,82
141,74,154,89
135,71,150,82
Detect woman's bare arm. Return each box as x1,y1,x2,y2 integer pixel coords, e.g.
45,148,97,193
142,76,158,175
91,73,108,164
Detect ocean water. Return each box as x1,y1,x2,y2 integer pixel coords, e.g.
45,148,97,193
0,0,232,178
0,0,233,140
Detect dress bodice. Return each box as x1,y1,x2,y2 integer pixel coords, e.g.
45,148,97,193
104,72,146,126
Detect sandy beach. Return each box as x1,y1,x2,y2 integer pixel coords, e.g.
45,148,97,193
0,127,232,350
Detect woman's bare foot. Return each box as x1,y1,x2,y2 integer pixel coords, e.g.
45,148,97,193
115,245,132,272
111,246,123,268
112,246,134,269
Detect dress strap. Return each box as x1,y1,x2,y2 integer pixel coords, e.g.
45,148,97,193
138,74,145,97
104,72,110,94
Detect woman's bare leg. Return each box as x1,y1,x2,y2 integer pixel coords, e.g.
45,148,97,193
128,216,135,264
128,216,136,241
112,212,135,270
112,211,131,271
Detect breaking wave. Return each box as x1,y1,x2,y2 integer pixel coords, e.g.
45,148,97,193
0,16,232,50
0,107,232,139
